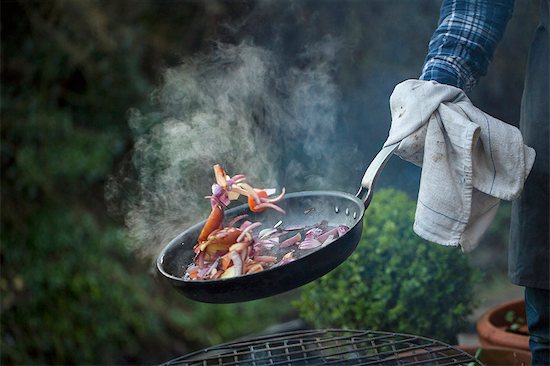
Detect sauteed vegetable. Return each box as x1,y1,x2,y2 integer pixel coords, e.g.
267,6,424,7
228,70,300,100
185,164,349,280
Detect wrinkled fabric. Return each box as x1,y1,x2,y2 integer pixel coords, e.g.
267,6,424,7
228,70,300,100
386,79,535,252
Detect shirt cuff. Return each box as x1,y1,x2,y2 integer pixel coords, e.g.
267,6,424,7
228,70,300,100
420,57,476,92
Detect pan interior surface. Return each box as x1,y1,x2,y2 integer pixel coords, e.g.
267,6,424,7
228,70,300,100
158,191,364,281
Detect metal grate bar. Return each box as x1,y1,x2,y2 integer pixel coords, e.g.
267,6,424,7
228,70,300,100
162,330,480,366
167,331,401,365
175,337,439,366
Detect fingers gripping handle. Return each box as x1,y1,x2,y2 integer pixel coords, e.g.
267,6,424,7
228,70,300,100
356,143,399,207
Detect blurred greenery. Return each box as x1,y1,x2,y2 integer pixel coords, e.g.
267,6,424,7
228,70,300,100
1,0,539,364
1,1,295,364
294,189,478,344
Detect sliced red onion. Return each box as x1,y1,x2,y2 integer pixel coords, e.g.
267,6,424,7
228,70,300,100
227,214,248,227
239,220,252,230
206,195,228,209
212,183,223,197
253,255,278,263
254,242,274,250
283,225,305,231
210,184,231,207
299,239,322,250
305,227,324,240
337,225,350,237
280,233,302,248
237,222,262,242
275,251,296,267
253,202,286,214
316,228,338,243
258,228,278,239
255,238,279,246
195,251,205,269
261,188,286,204
239,183,261,204
198,257,219,279
227,175,246,188
230,252,243,275
321,235,336,247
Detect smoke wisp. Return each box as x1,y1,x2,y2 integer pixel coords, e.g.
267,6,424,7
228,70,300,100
107,38,360,257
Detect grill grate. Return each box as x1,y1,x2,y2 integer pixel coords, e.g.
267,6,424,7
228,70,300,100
162,329,482,366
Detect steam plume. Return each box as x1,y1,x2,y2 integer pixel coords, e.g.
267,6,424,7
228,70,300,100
107,39,359,257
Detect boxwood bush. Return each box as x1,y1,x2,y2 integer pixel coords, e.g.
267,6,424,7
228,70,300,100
294,188,478,343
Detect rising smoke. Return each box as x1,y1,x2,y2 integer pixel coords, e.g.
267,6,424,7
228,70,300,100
107,36,360,257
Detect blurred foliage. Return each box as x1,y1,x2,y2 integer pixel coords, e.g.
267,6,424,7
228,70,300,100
1,1,294,364
294,189,478,343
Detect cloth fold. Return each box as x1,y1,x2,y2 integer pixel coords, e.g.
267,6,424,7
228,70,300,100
386,79,535,252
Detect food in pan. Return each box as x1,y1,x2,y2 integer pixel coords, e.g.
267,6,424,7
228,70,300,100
185,164,349,280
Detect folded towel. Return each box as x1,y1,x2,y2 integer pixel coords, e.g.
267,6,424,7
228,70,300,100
386,79,536,252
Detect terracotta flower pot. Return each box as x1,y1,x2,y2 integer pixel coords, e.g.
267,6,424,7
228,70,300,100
476,298,530,351
459,346,531,366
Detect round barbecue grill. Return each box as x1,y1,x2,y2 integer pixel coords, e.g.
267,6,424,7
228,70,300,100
161,329,482,366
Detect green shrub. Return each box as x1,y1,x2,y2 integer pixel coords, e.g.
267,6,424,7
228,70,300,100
294,189,478,343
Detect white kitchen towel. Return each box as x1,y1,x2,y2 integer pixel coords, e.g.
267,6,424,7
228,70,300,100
386,79,536,252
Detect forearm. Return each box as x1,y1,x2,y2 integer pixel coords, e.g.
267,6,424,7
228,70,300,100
420,0,514,92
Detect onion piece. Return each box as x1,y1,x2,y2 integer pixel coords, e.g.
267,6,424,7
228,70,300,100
275,251,296,267
280,233,302,248
258,228,278,239
253,202,286,214
227,214,248,227
237,182,261,204
230,251,243,275
261,187,286,203
195,251,205,269
253,255,278,263
239,220,252,230
337,225,350,237
316,228,338,243
237,222,262,242
283,225,305,231
299,239,322,250
228,174,246,186
305,227,324,239
229,242,249,253
254,239,278,250
198,257,219,279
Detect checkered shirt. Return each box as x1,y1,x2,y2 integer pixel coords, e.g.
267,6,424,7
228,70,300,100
420,0,515,92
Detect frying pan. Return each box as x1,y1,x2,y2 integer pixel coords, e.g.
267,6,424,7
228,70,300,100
157,143,398,303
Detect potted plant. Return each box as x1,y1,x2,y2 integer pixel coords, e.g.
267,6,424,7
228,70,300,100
476,298,530,351
293,189,478,344
459,346,531,366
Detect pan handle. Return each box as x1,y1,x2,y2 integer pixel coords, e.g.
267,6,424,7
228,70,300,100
356,142,399,208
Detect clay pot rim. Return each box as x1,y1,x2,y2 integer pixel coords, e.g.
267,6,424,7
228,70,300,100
476,298,529,351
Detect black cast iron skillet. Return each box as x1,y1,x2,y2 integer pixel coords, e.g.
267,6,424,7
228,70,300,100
157,143,398,303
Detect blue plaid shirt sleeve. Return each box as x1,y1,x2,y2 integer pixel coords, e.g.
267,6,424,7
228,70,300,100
420,0,515,92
